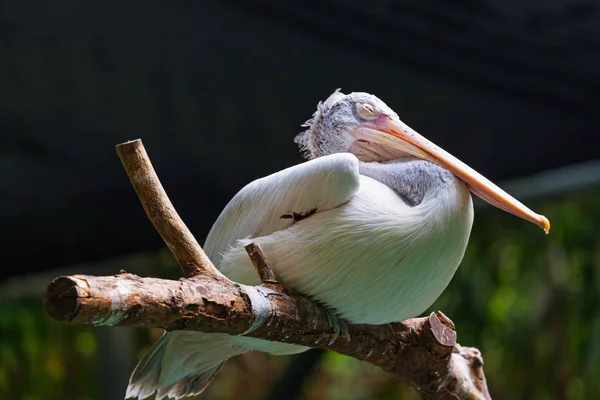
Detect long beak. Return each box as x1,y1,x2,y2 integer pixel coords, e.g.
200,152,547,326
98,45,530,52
363,116,550,233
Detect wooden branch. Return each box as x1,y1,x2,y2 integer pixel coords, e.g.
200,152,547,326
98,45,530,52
44,139,491,399
45,273,489,399
244,242,278,284
115,140,221,278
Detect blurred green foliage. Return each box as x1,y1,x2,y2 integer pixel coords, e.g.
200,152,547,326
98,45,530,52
0,300,96,400
1,188,599,399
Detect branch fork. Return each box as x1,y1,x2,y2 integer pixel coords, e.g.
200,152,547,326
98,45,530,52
44,139,491,399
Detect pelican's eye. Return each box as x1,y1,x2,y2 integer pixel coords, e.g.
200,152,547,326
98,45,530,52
356,103,378,120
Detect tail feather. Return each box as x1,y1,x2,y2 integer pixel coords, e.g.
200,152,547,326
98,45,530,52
126,332,169,399
155,363,224,400
125,331,245,399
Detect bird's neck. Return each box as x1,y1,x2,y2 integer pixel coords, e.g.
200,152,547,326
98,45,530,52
358,159,455,207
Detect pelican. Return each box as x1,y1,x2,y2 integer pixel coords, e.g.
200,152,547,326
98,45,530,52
126,90,549,399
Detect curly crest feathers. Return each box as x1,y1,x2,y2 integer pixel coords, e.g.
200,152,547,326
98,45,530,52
294,88,345,159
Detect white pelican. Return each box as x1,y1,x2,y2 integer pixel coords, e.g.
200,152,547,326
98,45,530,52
126,90,549,399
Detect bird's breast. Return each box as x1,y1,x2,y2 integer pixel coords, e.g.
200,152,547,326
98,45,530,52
219,175,473,325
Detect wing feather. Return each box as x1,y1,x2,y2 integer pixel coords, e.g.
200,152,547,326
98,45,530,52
204,153,360,266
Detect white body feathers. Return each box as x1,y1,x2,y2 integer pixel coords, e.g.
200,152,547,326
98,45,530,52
217,154,473,325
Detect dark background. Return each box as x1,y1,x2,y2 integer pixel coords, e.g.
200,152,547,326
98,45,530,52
1,1,599,399
2,0,598,278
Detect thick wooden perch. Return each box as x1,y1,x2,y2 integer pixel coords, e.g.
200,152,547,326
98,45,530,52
44,139,491,399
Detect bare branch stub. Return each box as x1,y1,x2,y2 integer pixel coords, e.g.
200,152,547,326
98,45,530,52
244,242,278,284
430,311,457,347
115,139,222,279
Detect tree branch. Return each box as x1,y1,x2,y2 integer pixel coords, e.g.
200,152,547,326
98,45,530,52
44,139,491,399
115,140,221,279
245,242,279,284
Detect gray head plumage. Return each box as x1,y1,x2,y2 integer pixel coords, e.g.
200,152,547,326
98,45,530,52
294,88,345,159
295,89,399,160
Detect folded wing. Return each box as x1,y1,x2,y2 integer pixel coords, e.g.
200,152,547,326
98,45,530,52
204,153,362,270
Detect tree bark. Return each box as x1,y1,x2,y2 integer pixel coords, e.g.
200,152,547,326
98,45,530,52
44,139,491,399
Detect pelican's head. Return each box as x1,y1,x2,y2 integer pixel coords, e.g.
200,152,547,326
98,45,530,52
296,89,550,233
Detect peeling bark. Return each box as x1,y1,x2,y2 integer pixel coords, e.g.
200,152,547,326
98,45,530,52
44,139,491,399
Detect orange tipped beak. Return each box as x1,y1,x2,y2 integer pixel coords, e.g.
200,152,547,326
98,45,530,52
365,116,550,233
